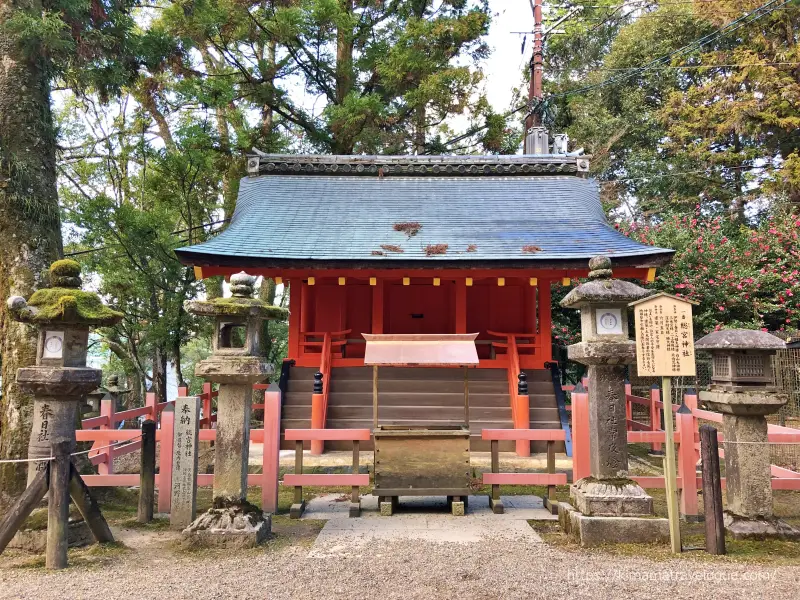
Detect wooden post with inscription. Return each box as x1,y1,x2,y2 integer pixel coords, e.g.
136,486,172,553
170,397,201,530
630,292,698,555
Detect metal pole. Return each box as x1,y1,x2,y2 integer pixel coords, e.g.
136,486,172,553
661,376,682,554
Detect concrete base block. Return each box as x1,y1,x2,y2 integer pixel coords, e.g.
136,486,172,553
348,503,361,518
380,501,393,516
724,513,800,541
451,501,465,516
572,512,669,547
557,502,576,535
543,497,559,515
571,477,654,516
289,500,306,519
489,497,504,514
7,519,92,553
182,517,270,549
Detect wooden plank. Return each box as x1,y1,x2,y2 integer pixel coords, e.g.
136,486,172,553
284,474,370,486
112,406,152,421
284,428,371,441
481,428,565,441
693,408,724,423
76,429,140,441
483,473,567,486
626,395,650,407
80,415,109,429
68,466,114,543
0,467,49,554
771,465,800,478
772,479,800,490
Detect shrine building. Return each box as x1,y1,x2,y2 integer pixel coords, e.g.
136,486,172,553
175,154,673,453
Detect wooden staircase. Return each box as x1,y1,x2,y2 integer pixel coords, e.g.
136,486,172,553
280,366,565,453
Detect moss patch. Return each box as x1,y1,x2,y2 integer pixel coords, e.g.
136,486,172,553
186,297,288,319
24,287,122,325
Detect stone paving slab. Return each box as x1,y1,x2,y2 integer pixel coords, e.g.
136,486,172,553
299,493,557,521
303,494,552,557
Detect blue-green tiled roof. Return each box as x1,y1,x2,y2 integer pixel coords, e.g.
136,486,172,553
175,172,673,268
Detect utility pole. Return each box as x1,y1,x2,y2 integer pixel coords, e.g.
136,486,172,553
522,1,581,154
527,0,544,131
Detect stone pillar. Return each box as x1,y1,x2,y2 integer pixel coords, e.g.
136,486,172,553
722,414,771,518
587,365,628,480
214,383,252,502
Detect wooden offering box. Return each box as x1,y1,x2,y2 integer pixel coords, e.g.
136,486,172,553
363,334,478,515
373,426,471,498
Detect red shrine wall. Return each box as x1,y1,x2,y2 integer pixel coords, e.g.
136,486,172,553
293,276,548,364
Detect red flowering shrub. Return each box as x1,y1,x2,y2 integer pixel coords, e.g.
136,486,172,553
616,208,800,334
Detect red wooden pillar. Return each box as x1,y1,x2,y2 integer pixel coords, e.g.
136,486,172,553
455,279,467,334
537,280,552,364
571,383,590,481
624,381,633,427
157,405,175,513
288,279,301,360
261,386,282,513
371,279,384,334
684,389,700,464
98,396,115,475
650,385,663,453
310,372,324,455
202,382,213,429
677,403,699,519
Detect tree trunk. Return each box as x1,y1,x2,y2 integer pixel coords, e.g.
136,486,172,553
332,0,355,154
0,0,64,509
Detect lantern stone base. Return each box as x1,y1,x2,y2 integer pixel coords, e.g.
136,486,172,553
7,519,93,553
570,477,654,517
182,499,270,549
559,502,670,547
700,389,788,417
724,513,800,541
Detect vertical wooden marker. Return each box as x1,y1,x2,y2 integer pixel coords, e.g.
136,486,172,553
700,425,726,555
661,377,681,554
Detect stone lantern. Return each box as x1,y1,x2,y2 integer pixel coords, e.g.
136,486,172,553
183,272,288,547
6,260,123,484
559,257,669,545
696,329,799,539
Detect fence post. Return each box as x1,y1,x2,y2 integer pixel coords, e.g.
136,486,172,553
649,384,663,454
261,384,281,514
145,392,157,421
624,381,633,427
676,403,699,520
202,382,213,429
684,388,700,464
138,420,156,523
571,382,590,481
157,404,175,514
700,425,725,555
516,373,530,457
310,372,324,455
98,395,115,474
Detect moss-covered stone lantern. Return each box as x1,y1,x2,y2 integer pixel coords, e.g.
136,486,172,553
6,259,122,483
696,329,799,540
183,272,288,547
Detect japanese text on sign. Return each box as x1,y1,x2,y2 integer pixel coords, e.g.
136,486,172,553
633,295,696,377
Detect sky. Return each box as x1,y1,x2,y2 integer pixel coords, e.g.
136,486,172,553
482,0,537,112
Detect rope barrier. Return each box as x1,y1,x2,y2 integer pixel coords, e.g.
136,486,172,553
0,435,144,464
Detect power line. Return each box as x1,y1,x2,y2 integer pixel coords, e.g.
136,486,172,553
440,0,792,148
548,60,800,73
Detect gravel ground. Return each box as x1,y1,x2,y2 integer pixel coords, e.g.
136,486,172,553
0,523,796,600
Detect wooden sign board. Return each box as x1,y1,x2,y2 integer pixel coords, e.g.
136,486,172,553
630,293,697,377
